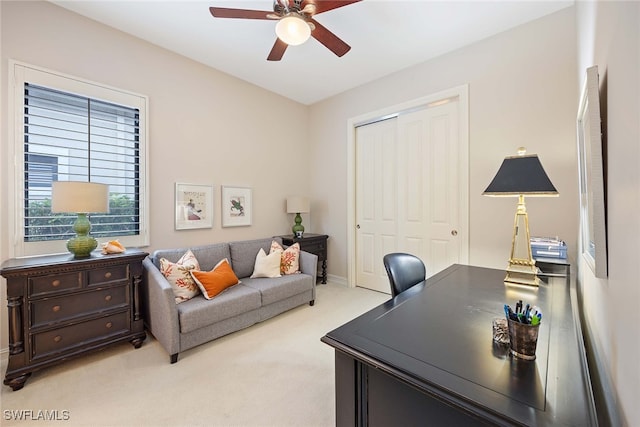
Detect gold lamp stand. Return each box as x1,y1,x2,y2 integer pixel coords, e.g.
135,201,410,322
505,195,540,286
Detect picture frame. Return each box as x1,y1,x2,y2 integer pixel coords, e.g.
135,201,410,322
175,183,214,230
221,186,252,227
577,65,608,278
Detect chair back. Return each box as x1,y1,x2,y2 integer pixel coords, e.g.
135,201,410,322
383,253,426,297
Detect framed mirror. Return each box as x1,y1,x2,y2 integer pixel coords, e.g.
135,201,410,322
577,65,607,278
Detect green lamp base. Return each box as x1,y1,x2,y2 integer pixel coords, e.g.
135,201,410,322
292,212,305,238
67,213,98,258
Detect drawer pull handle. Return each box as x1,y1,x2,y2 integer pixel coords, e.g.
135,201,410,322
104,272,112,279
105,295,112,302
53,335,62,343
52,305,61,312
52,279,61,287
105,322,113,329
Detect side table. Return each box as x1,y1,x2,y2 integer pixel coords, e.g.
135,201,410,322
278,233,328,284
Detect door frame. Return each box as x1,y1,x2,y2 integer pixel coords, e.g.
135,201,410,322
346,85,470,288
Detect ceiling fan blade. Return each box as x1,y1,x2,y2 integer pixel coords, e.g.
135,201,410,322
310,18,351,57
303,0,362,15
209,7,273,20
267,38,288,61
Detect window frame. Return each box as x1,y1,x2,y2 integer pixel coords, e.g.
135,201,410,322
8,60,150,257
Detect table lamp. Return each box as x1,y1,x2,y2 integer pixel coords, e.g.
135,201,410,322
483,148,558,286
286,196,310,238
51,181,110,258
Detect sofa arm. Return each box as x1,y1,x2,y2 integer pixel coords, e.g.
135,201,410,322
142,257,180,357
299,250,318,285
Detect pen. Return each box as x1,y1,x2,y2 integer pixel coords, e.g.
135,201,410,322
503,302,542,325
504,304,518,321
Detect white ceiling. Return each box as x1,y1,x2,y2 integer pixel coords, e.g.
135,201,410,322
50,0,573,105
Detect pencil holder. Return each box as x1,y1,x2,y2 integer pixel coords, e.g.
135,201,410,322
507,318,540,360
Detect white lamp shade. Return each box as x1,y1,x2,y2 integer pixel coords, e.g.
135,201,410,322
275,16,311,46
286,196,310,214
51,181,110,214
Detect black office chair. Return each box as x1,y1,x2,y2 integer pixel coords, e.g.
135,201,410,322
383,253,426,297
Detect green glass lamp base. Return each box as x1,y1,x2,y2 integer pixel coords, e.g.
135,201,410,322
292,213,305,238
67,213,98,258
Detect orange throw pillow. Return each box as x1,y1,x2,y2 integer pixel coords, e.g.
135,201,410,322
190,258,240,300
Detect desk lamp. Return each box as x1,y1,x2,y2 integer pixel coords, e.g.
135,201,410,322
51,181,109,258
483,148,558,286
286,196,310,238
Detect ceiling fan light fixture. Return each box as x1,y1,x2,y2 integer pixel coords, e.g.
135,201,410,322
275,15,311,46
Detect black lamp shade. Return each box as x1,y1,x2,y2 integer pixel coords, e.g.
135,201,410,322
483,154,558,196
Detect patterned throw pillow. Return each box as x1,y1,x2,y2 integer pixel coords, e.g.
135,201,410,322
160,250,201,304
270,241,300,275
191,258,241,299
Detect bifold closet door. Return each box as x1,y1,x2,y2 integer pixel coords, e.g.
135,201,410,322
355,101,461,293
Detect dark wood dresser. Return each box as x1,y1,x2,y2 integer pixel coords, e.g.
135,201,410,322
279,233,328,284
1,249,148,391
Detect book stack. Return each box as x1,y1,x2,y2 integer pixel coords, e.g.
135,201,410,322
530,237,567,259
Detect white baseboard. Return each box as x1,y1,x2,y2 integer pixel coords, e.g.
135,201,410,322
326,274,347,287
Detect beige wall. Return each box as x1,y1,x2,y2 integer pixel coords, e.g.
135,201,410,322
0,1,310,350
309,8,578,279
576,2,640,425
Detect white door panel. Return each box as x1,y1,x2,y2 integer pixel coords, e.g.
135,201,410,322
356,99,463,292
356,118,398,293
425,102,460,276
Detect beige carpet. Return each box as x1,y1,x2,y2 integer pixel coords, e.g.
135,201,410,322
0,282,389,427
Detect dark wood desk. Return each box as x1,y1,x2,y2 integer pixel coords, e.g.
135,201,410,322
534,256,570,278
321,264,597,426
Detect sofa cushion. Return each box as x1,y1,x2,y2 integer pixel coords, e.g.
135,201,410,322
229,238,277,278
191,258,241,300
241,274,313,306
188,243,232,272
176,284,261,333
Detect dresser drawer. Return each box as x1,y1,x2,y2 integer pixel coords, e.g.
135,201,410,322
301,241,326,253
89,264,128,286
31,286,129,328
30,272,82,297
32,311,130,361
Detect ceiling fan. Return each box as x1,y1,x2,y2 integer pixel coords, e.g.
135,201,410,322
209,0,362,61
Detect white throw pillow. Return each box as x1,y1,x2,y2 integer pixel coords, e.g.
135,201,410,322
250,248,282,278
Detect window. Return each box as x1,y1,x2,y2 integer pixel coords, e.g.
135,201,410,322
9,61,149,256
26,154,58,187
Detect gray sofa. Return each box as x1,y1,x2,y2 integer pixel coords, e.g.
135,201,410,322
142,237,317,363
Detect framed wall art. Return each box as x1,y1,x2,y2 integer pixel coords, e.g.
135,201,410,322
577,65,608,278
175,183,214,230
221,186,252,227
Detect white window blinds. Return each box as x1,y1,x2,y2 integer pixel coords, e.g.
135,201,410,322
9,61,149,256
24,83,141,242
